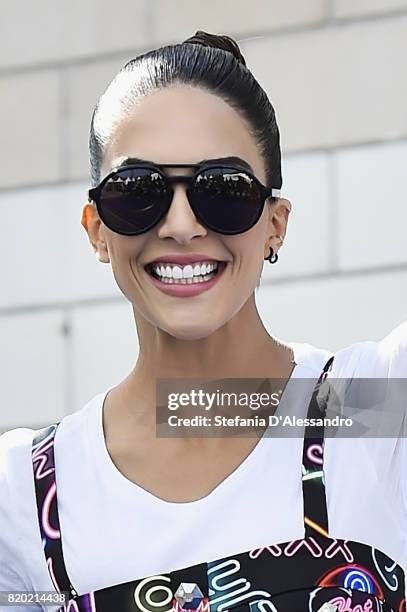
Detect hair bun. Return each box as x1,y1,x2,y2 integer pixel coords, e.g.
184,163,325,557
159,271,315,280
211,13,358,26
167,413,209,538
182,30,246,67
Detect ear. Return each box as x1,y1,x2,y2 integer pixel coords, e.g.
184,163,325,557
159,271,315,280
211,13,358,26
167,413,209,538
81,203,110,263
264,197,292,258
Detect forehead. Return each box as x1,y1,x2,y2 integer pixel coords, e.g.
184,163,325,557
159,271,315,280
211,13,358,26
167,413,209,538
101,85,266,182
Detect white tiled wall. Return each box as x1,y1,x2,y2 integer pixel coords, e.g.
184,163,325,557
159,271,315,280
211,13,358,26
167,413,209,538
0,0,149,68
0,183,121,309
258,269,407,350
333,0,407,18
0,71,60,189
70,301,138,409
0,310,66,431
151,0,327,42
335,141,407,270
244,15,407,152
262,152,333,281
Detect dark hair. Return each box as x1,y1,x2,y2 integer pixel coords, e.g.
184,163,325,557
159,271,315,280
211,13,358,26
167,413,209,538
89,30,282,199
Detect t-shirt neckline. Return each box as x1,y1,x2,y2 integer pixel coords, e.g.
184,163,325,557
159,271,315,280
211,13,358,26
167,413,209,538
87,352,311,507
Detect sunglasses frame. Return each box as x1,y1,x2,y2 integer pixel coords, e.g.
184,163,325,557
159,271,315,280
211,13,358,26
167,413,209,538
88,163,281,236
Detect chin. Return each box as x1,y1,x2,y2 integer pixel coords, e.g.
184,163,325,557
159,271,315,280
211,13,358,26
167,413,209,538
164,322,219,341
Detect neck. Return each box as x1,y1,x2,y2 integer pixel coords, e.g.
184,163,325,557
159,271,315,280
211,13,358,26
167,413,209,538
126,294,293,389
103,294,295,439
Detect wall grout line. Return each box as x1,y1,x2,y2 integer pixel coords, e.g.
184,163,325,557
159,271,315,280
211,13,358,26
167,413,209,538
58,66,70,180
144,0,156,47
325,0,335,21
327,150,339,272
61,308,75,417
1,7,407,77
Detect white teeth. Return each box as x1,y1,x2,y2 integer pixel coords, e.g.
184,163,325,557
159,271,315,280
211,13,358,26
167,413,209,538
172,266,183,280
182,265,193,279
157,274,216,284
151,260,219,281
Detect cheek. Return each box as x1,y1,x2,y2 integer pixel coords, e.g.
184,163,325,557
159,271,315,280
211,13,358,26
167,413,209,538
226,216,268,265
104,235,148,290
106,233,147,261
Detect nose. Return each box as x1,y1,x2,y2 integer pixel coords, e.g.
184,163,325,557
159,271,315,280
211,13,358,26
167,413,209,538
156,183,208,243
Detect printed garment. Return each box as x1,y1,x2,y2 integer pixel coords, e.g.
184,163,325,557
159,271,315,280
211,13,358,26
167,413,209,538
31,357,406,612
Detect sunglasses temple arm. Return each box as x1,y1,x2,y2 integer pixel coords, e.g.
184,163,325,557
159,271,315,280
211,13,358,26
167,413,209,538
88,188,98,203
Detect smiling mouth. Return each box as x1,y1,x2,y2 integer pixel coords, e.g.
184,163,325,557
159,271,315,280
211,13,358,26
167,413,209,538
144,261,227,284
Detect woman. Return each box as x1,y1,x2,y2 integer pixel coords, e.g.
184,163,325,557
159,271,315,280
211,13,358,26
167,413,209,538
0,31,406,612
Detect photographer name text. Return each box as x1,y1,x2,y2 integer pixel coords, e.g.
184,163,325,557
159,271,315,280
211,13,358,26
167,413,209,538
166,414,353,428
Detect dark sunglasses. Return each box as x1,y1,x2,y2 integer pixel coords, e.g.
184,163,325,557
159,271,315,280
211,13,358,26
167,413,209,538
88,163,281,236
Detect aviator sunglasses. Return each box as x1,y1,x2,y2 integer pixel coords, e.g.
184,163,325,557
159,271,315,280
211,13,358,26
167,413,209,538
88,162,281,236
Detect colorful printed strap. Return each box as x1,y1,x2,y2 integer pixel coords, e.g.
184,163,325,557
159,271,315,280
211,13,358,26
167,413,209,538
31,422,78,598
302,355,335,538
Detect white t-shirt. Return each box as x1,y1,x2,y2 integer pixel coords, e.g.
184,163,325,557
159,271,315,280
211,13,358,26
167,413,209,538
1,321,406,611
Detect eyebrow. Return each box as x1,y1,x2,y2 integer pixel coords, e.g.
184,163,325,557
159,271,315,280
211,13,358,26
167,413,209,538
111,155,254,173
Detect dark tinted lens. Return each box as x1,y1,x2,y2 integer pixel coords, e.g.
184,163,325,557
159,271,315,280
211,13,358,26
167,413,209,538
99,167,170,235
190,167,264,234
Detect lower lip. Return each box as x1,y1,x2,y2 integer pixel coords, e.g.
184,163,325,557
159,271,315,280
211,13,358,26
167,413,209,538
144,262,227,297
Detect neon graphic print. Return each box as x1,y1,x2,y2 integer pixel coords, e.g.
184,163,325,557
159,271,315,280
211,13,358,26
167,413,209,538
31,356,406,611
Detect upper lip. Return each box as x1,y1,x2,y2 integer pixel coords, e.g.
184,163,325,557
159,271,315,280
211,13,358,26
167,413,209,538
146,254,224,266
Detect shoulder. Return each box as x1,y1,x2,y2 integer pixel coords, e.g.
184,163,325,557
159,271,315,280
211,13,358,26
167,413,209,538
290,319,407,377
0,389,104,593
0,426,36,483
0,392,103,592
0,427,38,521
0,387,107,485
288,341,334,375
0,427,37,590
53,387,109,455
333,319,407,377
0,395,93,518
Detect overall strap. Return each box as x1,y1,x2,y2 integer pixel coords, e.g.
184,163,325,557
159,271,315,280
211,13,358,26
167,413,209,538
301,355,335,538
31,423,79,599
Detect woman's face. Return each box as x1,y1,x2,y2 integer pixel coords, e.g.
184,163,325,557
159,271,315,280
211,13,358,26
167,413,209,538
83,85,291,340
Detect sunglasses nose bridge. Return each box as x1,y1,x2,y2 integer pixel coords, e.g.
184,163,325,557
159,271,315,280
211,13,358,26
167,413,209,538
163,174,194,211
165,180,198,219
157,179,206,237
